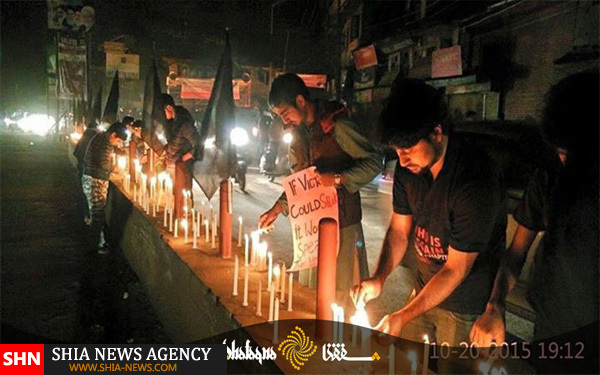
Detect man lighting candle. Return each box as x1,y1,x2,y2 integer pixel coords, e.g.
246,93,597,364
351,79,506,374
258,73,382,294
82,122,128,254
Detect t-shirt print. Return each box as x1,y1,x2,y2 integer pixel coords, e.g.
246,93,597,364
414,225,447,262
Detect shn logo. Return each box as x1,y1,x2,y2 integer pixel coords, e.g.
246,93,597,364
1,345,44,375
3,352,40,366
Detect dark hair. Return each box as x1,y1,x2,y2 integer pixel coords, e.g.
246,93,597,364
85,121,98,129
268,73,310,108
106,121,128,141
542,71,599,153
379,78,448,148
132,119,144,128
122,116,134,125
161,93,175,108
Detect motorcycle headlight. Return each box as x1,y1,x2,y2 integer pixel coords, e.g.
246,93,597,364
283,132,293,144
230,127,249,147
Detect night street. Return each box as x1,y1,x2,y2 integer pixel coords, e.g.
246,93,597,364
1,1,598,374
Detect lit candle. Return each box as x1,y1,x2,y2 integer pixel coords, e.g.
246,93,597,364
237,216,243,247
259,242,268,271
287,272,293,312
169,207,173,232
250,231,257,266
408,351,417,375
232,255,239,296
267,252,273,291
256,281,262,317
388,344,395,375
272,297,280,344
280,263,286,303
174,219,178,238
196,211,201,238
273,265,281,297
182,219,188,243
192,217,198,249
164,202,168,227
150,176,156,199
117,156,127,171
244,234,249,267
350,301,371,355
338,305,345,343
331,303,339,343
242,266,249,307
211,218,216,249
268,281,275,322
422,335,429,375
204,219,210,243
361,326,371,355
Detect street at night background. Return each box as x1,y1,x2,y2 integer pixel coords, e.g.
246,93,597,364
1,1,599,375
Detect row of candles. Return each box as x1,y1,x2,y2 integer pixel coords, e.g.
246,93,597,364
114,154,451,375
115,154,221,249
231,228,295,345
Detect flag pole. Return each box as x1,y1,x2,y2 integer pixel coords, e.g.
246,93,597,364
219,178,232,258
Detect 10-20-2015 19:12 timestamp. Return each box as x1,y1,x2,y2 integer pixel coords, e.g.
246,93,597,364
429,341,585,360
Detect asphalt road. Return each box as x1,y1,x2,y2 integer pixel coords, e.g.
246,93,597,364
1,132,170,343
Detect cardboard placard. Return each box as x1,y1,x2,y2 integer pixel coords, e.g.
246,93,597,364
282,167,339,271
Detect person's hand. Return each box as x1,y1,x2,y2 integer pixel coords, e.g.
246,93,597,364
470,302,506,347
316,172,336,187
258,202,283,229
374,311,404,345
350,277,384,307
182,152,193,162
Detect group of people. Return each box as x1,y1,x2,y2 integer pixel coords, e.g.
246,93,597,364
73,70,597,373
73,94,201,254
258,72,598,374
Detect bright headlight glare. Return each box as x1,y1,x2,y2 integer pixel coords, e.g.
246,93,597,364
230,127,249,146
17,114,55,136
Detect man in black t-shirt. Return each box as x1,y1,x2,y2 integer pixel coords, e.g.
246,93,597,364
351,79,506,367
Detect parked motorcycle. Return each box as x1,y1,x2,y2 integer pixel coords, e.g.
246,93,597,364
234,151,248,192
259,131,292,182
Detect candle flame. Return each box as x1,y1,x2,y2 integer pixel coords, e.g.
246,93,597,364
117,156,127,170
273,265,281,277
238,216,243,223
350,303,371,329
423,335,429,343
181,219,188,229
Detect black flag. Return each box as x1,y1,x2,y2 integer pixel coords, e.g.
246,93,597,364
141,62,167,155
193,30,237,200
89,86,103,125
103,71,119,124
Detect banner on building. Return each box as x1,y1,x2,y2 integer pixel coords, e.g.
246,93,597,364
47,1,94,31
57,32,87,100
180,78,250,107
297,74,327,89
282,167,339,272
354,67,375,89
353,44,378,70
432,45,462,79
106,53,140,79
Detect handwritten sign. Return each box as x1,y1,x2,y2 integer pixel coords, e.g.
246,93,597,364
282,167,339,271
